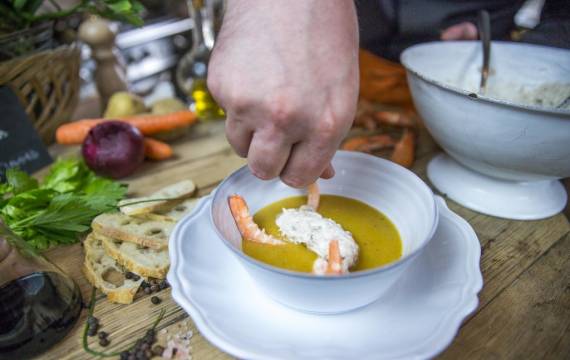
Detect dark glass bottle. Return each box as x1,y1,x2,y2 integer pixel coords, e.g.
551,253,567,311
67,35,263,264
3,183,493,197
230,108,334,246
0,221,82,360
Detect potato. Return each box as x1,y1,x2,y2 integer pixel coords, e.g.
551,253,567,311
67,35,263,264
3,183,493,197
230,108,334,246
104,92,147,118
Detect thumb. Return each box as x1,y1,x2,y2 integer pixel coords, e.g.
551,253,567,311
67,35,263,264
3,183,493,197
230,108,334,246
320,163,335,179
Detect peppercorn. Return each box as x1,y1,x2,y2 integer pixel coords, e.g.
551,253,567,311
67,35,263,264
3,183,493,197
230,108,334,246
87,316,99,326
144,287,152,295
144,329,155,342
99,337,110,347
152,345,165,356
125,271,134,279
150,296,161,305
159,281,168,290
87,323,99,336
120,351,130,360
131,274,141,281
98,331,108,339
150,284,159,293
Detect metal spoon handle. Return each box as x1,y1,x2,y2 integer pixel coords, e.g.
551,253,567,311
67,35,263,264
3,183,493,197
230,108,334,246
478,10,491,93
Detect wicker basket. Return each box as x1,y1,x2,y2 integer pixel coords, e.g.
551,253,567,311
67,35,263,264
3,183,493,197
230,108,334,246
0,27,81,145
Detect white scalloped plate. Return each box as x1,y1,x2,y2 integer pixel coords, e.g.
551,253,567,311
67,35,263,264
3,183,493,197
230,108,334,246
168,196,483,360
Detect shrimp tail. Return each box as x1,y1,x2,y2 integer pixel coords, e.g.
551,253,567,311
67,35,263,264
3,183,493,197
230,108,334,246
326,240,343,275
307,183,320,210
228,195,284,245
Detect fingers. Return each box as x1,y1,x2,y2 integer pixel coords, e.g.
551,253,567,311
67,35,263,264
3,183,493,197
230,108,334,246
247,131,292,180
441,22,478,41
280,140,337,188
225,116,253,157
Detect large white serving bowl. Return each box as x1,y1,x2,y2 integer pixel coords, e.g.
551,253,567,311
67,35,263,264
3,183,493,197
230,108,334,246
401,41,570,220
210,151,438,314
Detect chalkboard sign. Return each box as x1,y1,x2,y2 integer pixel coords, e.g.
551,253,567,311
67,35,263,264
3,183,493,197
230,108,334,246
0,86,52,180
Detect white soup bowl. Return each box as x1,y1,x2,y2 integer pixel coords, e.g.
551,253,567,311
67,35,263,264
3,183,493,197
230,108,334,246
210,151,438,314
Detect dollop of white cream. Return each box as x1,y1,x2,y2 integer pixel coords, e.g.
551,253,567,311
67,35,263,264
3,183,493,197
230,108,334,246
275,205,359,273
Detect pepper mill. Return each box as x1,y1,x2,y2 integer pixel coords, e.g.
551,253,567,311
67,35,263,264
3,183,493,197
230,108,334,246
78,16,128,111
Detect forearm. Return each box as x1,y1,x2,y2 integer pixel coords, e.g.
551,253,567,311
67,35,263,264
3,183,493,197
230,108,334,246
219,0,359,72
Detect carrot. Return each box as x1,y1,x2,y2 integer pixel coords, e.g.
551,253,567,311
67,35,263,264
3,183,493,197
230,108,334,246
144,138,173,160
56,119,105,145
123,111,197,135
55,110,197,145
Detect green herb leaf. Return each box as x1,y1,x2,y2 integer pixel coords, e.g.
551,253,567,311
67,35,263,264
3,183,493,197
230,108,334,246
107,0,132,13
23,0,44,14
0,158,128,250
13,0,28,11
42,158,88,193
6,167,38,195
1,189,55,224
0,182,12,197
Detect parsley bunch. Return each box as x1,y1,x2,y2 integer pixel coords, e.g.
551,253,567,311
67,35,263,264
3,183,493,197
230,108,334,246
0,158,127,250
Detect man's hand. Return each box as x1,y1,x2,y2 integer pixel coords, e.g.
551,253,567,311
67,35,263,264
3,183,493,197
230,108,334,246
441,22,478,41
208,0,359,188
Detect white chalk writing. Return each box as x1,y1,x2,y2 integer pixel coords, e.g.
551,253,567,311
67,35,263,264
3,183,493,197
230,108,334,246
0,150,40,172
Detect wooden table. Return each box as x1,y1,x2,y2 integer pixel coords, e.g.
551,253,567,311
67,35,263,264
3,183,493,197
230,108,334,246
40,120,569,359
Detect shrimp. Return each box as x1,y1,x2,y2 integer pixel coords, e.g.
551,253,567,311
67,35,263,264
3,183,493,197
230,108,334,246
228,195,285,245
307,182,320,210
229,183,354,276
326,240,343,275
390,129,416,168
372,111,415,128
311,240,346,275
341,134,397,152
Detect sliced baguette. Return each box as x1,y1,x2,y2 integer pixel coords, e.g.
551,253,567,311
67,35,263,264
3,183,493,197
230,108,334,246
140,197,200,222
91,212,174,250
119,180,196,216
96,232,169,279
83,234,142,304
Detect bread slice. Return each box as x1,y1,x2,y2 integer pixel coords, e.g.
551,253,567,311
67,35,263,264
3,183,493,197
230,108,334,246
140,197,200,222
96,232,169,279
119,180,196,216
83,234,143,304
91,212,174,250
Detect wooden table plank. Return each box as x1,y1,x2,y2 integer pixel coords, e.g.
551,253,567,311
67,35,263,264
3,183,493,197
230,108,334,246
37,121,570,359
412,149,570,315
439,233,570,359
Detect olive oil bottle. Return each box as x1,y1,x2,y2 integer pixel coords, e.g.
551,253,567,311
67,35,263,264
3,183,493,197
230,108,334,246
177,0,224,121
